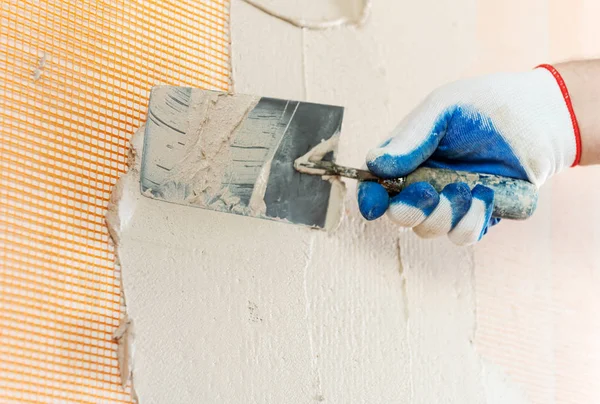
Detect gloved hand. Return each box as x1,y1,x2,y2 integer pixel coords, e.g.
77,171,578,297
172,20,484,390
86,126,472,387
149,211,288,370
358,65,581,245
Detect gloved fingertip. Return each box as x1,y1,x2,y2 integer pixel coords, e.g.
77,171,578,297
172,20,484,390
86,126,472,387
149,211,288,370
391,182,439,215
480,217,501,237
366,123,444,178
364,138,396,176
441,182,472,229
357,181,390,221
488,217,502,227
471,184,495,206
388,182,440,227
472,185,495,241
366,150,417,179
448,185,495,246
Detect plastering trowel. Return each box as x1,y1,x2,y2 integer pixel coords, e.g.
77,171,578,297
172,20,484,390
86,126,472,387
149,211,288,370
139,86,538,230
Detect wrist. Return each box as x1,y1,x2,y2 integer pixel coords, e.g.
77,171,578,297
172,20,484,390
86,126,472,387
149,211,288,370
536,64,582,167
553,61,600,166
509,67,578,184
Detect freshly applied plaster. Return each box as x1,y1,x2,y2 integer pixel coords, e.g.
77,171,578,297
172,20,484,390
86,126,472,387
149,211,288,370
293,132,340,176
141,89,344,229
107,0,540,402
151,91,260,211
292,132,347,231
241,0,372,30
247,101,300,215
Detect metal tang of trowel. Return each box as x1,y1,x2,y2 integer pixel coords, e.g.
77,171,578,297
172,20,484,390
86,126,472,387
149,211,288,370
139,87,538,230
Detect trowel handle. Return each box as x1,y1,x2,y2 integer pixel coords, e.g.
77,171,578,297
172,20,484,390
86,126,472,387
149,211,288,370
380,167,538,220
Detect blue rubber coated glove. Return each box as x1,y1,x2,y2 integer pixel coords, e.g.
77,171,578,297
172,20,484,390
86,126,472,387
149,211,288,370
358,65,581,245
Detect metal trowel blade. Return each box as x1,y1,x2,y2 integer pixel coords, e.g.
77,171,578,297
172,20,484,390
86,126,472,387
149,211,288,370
139,86,345,229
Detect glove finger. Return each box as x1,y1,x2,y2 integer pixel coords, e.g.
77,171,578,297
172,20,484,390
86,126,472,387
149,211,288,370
488,217,501,227
448,185,494,246
387,182,439,227
366,104,450,179
357,181,390,221
413,182,472,239
481,217,501,236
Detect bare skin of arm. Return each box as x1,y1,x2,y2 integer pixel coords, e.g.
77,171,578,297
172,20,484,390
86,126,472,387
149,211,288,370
555,60,600,165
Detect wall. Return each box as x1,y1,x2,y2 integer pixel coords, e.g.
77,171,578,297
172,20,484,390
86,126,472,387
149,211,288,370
472,2,600,403
110,0,600,402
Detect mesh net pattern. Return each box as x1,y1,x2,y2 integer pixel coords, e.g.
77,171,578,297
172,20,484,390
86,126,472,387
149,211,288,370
0,1,230,402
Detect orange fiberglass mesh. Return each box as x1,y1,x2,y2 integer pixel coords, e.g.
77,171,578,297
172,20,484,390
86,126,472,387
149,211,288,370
0,1,231,402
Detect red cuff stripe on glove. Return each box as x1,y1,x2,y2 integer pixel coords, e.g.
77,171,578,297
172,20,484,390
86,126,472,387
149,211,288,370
536,64,582,166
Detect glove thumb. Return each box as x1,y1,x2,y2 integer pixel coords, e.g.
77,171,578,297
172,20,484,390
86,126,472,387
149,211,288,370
366,103,449,178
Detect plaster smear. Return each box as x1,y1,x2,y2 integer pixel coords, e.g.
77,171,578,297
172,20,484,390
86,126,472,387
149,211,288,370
293,132,347,231
293,132,340,176
108,0,534,402
153,91,260,211
247,101,300,215
142,89,342,229
241,0,372,30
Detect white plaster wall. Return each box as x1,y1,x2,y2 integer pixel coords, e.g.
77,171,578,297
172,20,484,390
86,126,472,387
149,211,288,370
113,0,600,403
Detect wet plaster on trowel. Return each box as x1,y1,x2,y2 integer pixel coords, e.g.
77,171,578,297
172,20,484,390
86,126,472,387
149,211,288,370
153,91,261,212
108,0,531,402
144,90,342,227
247,102,300,215
293,132,347,231
293,132,340,176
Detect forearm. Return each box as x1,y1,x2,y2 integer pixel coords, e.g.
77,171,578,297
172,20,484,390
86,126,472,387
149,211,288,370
555,60,600,166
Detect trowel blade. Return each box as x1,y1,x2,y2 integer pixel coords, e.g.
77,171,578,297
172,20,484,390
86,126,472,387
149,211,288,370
139,86,345,229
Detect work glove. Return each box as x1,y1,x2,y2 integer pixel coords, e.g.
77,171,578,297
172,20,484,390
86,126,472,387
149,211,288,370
358,65,581,245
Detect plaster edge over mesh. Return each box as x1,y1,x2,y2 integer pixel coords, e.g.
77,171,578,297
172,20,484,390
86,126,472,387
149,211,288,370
106,127,146,400
105,120,346,398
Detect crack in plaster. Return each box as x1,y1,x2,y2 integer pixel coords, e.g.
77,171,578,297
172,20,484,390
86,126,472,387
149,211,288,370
396,237,410,322
301,28,309,100
302,235,323,401
396,237,415,400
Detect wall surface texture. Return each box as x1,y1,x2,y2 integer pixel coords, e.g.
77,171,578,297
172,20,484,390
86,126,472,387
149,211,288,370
110,0,600,403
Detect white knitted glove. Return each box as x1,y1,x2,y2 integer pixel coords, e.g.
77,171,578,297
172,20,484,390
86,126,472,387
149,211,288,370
358,65,581,245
